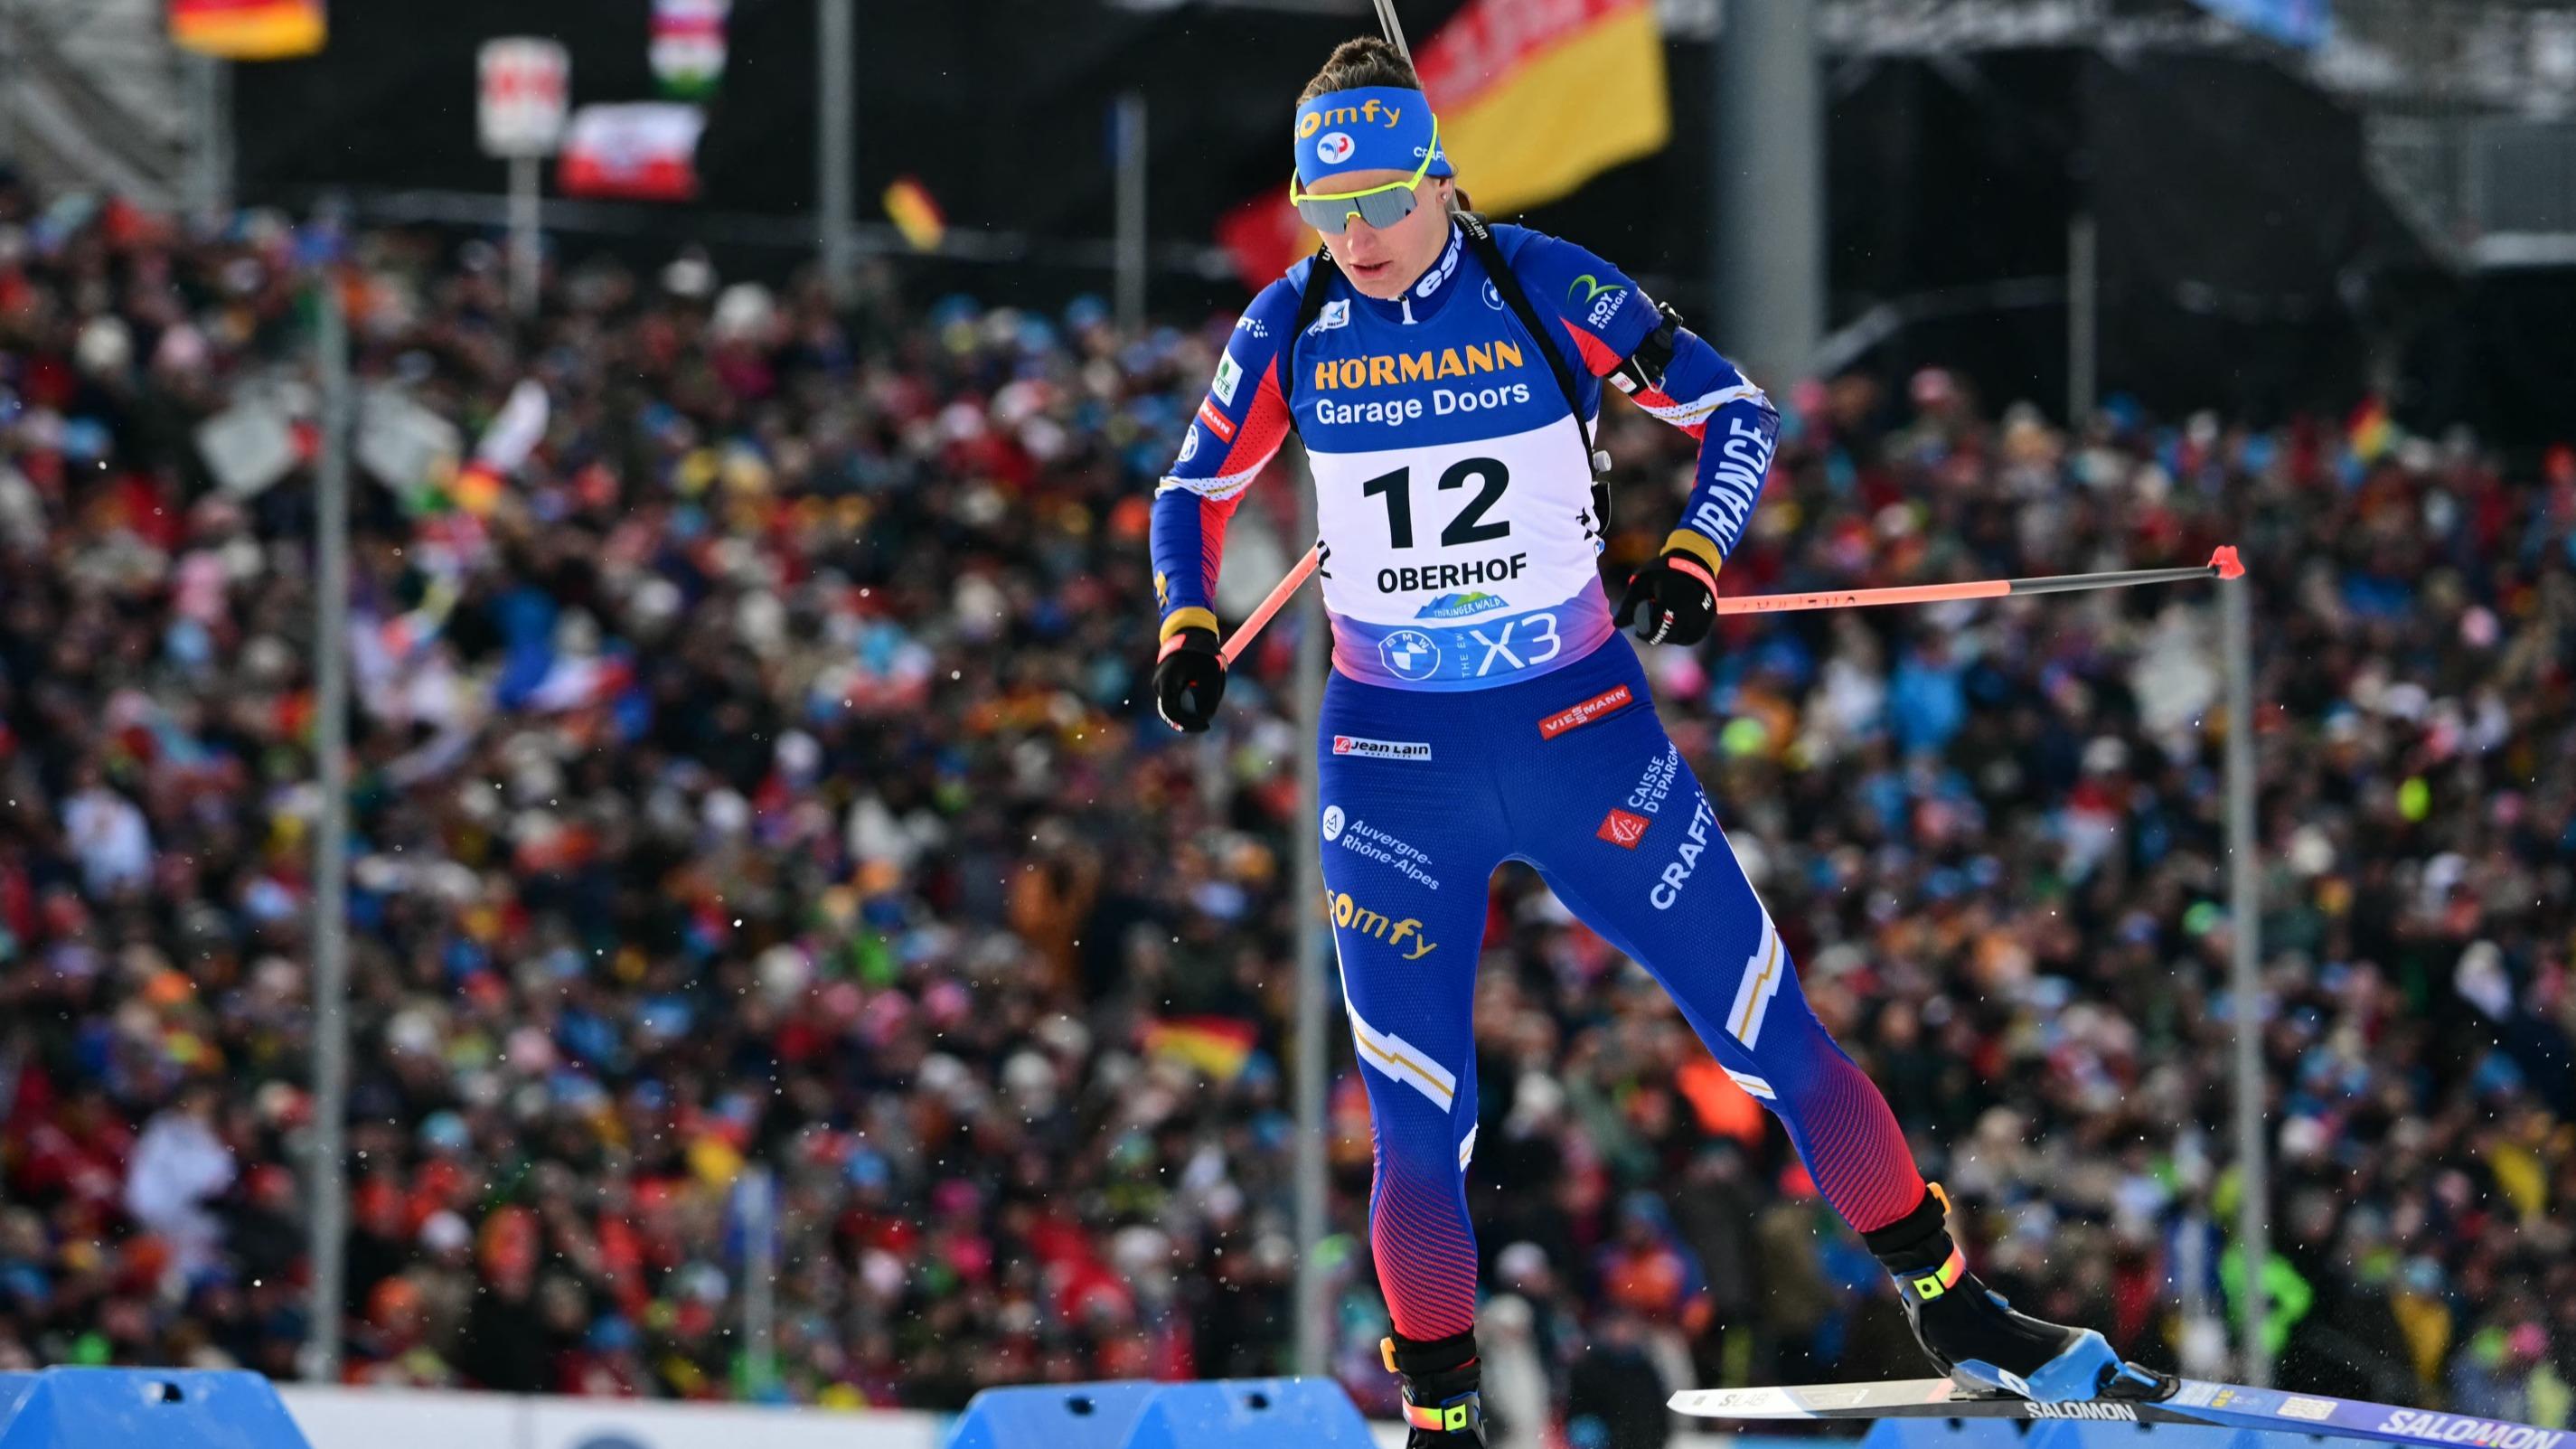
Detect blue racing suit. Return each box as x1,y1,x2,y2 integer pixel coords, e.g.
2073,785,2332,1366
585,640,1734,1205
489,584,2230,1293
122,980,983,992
1149,222,1929,1342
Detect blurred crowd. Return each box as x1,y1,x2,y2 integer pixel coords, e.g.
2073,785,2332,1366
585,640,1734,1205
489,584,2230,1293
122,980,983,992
0,168,2570,1445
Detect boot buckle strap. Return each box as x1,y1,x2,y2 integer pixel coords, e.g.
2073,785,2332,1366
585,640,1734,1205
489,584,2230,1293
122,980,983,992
1402,1393,1481,1434
1898,1243,1968,1303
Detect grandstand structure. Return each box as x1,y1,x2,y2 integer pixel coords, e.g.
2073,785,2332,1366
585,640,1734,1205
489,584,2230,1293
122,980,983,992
0,0,203,211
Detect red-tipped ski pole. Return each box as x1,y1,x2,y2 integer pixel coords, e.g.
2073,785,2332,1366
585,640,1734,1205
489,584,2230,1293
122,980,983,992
1714,545,2244,616
1217,546,2242,664
1217,543,1322,668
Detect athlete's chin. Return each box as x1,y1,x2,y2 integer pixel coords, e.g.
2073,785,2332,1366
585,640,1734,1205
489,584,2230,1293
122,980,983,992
1342,257,1406,296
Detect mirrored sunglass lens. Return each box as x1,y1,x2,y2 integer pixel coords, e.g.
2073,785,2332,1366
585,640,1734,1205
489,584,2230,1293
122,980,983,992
1295,199,1355,233
1293,182,1415,234
1355,187,1417,229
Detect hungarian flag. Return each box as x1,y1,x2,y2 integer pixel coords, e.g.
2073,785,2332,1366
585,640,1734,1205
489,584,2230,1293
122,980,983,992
559,104,707,202
651,0,729,99
1219,0,1669,291
169,0,324,60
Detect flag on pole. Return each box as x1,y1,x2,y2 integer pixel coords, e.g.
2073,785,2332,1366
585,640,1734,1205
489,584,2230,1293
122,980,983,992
169,0,325,60
1218,0,1669,291
882,176,947,252
651,0,730,98
1144,1016,1259,1083
558,103,707,202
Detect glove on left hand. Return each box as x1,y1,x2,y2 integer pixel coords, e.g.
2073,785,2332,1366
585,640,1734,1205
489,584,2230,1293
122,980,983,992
1614,551,1719,647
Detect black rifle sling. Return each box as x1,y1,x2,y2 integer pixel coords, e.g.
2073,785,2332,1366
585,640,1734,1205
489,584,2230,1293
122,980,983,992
1286,219,1611,526
1455,213,1611,529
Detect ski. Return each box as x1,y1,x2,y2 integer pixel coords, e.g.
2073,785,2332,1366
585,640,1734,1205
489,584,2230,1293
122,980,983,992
1669,1378,2571,1449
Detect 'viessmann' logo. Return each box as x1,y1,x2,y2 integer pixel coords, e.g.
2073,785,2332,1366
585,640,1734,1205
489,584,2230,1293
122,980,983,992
1537,684,1634,739
1313,339,1525,390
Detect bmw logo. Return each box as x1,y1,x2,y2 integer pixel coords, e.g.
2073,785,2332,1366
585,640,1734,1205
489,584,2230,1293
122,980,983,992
1377,630,1442,682
1316,131,1356,165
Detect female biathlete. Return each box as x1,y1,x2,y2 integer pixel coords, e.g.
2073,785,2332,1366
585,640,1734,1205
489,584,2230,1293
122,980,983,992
1148,38,2167,1445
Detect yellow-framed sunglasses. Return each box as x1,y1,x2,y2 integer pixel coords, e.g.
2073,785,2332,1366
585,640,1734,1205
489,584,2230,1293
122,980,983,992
1288,119,1443,233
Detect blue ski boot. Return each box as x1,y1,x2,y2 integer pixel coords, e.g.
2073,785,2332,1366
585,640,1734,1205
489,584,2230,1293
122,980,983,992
1866,1184,2174,1404
1384,1331,1489,1446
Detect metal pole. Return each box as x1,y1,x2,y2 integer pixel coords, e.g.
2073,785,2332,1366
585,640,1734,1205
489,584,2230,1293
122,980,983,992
0,0,17,165
1715,0,1822,381
508,155,541,317
743,1166,777,1396
1292,462,1330,1378
817,0,856,306
2224,572,2271,1387
190,53,234,221
2068,212,2098,427
306,276,353,1383
1114,92,1149,335
1706,11,1725,335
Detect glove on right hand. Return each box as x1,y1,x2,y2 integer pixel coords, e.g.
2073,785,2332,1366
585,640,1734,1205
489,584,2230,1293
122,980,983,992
1154,628,1227,732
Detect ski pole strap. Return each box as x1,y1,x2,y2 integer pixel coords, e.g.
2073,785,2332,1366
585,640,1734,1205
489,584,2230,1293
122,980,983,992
1896,1243,1969,1303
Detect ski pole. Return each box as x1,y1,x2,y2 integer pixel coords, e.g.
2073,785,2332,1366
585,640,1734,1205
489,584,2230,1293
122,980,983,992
1217,541,1321,668
1217,545,2242,664
1714,546,2243,616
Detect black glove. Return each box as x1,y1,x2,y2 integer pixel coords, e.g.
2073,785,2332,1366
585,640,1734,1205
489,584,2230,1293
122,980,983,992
1154,627,1227,732
1615,550,1719,647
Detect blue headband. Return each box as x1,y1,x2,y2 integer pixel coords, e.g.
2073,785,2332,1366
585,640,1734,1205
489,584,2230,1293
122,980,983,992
1293,86,1451,186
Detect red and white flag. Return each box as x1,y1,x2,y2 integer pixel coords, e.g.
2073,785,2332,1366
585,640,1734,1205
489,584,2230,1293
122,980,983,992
558,103,707,202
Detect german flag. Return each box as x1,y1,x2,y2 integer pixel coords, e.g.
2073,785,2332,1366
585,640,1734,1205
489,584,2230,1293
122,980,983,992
1220,0,1669,290
882,176,947,253
1144,1016,1259,1084
169,0,325,60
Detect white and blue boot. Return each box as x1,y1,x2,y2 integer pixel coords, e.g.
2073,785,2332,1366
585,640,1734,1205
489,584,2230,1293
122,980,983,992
1866,1184,2174,1405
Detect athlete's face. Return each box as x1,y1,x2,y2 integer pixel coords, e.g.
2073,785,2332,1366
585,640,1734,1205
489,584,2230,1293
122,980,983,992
1311,170,1455,299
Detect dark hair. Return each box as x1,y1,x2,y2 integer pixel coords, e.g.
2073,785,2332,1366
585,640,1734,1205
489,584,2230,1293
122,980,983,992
1298,36,1421,104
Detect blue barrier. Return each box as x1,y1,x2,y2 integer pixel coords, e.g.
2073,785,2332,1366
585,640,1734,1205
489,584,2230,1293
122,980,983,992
1866,1416,2042,1449
945,1378,1375,1449
944,1380,1163,1449
1120,1378,1375,1449
0,1369,311,1449
0,1379,36,1428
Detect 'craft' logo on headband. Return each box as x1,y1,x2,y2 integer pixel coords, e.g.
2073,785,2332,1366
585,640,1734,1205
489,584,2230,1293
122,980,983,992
1315,132,1355,165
